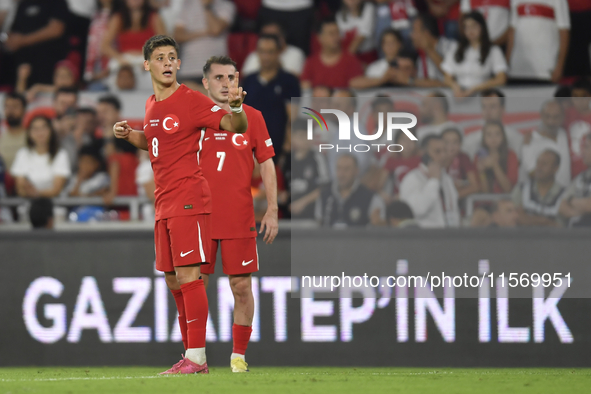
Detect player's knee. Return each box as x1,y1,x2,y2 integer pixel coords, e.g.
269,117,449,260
230,276,252,301
164,272,180,290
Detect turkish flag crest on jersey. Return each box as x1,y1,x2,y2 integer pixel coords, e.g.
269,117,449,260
162,114,180,134
231,133,250,151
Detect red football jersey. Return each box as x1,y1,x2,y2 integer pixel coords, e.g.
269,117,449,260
144,84,227,220
201,105,275,239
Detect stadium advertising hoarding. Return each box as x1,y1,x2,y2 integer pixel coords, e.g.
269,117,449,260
1,230,590,367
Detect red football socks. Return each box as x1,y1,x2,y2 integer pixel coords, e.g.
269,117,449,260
171,288,188,350
180,279,209,349
232,323,253,355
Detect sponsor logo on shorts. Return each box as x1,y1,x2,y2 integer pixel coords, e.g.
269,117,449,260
242,259,254,266
180,250,194,257
250,227,256,231
184,205,193,209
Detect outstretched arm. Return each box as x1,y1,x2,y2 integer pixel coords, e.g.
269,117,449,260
113,120,148,151
219,72,248,133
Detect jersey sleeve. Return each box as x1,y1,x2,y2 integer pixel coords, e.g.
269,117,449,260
555,0,570,29
251,110,276,164
189,90,228,130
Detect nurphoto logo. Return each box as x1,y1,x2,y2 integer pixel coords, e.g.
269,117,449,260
302,107,417,153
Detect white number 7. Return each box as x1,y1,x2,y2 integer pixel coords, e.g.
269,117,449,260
216,151,226,171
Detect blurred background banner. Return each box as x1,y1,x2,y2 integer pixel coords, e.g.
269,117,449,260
2,229,590,367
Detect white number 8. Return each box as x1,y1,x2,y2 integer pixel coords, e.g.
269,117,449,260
152,137,159,157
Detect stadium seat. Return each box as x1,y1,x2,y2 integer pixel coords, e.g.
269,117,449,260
227,32,259,72
233,0,261,21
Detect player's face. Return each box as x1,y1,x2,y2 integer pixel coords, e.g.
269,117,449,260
144,46,180,86
203,63,237,104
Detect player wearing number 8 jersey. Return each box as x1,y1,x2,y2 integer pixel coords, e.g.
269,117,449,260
112,35,248,375
199,56,278,373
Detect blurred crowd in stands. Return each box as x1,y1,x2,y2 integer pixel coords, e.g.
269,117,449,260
0,0,589,229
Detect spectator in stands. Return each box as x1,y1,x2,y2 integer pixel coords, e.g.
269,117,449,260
560,134,591,227
60,107,102,170
300,19,364,90
5,0,69,86
442,127,480,200
135,149,154,221
565,78,591,178
475,121,519,194
0,0,11,30
63,146,110,197
84,0,115,89
559,133,591,227
96,95,121,156
242,23,305,77
415,91,456,141
374,0,417,51
521,100,571,187
463,89,523,160
53,87,79,119
472,199,519,228
16,60,78,103
424,0,461,39
11,116,71,198
29,197,54,229
400,135,460,228
258,0,314,54
336,0,376,62
102,0,166,90
460,0,510,45
386,200,418,228
243,37,301,158
318,154,386,227
442,11,508,98
513,150,566,227
410,14,455,85
441,127,480,200
290,120,330,219
0,93,27,170
173,0,235,89
115,64,137,91
103,138,139,206
506,0,570,83
0,153,10,222
350,28,403,89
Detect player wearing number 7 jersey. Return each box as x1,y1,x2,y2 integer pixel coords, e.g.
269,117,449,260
112,35,248,375
199,56,279,373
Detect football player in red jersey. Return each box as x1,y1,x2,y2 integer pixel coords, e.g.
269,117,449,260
200,56,279,373
112,35,248,375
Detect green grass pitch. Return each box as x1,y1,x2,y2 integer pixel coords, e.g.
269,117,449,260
1,367,590,394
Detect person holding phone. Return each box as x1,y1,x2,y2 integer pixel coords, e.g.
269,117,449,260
475,120,519,194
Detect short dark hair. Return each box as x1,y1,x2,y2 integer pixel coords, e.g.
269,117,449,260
416,14,439,38
421,134,442,149
541,149,561,168
441,127,463,144
5,92,27,108
202,56,237,77
29,198,53,229
316,18,337,34
386,201,414,221
258,33,281,50
260,22,285,38
371,95,394,111
481,88,506,107
571,78,591,95
380,28,402,48
143,35,180,61
54,86,78,100
98,95,122,112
